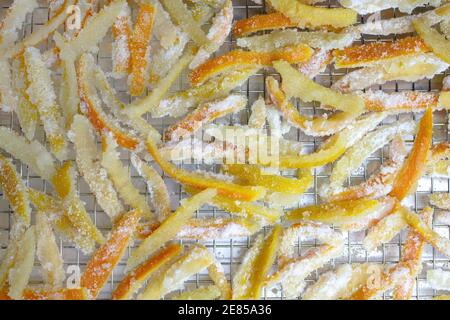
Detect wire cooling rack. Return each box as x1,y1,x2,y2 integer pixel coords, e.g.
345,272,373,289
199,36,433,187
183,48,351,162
0,0,449,300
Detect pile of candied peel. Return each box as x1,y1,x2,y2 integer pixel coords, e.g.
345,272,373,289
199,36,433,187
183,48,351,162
1,0,450,300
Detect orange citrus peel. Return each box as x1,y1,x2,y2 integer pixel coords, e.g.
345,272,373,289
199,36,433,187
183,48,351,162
189,46,313,85
389,107,433,200
80,209,141,299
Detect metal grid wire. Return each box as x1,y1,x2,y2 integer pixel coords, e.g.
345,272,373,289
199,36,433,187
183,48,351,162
0,0,449,299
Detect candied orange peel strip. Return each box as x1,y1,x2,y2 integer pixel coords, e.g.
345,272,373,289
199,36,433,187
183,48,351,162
57,0,126,60
340,0,442,15
189,45,313,85
90,54,161,142
237,30,357,53
0,223,23,289
111,4,132,77
349,208,433,300
232,225,283,300
0,56,17,114
389,107,433,200
0,288,88,300
427,141,450,177
77,54,140,150
112,243,181,300
286,197,397,231
125,44,197,118
302,264,375,300
145,137,266,201
184,185,282,224
362,90,440,114
402,207,450,258
164,95,247,142
176,217,260,240
333,36,429,69
147,67,257,118
392,207,433,300
232,13,297,37
81,209,141,299
190,0,233,69
137,217,260,241
348,264,410,300
129,3,155,96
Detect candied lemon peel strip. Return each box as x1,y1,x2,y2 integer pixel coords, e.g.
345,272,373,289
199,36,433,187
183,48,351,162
266,76,364,137
266,222,344,298
130,154,171,222
126,188,217,271
145,137,266,201
28,188,97,254
232,225,283,300
8,226,36,300
101,134,152,219
51,161,105,247
286,197,397,231
0,154,31,226
69,115,124,221
223,164,312,195
138,244,215,300
413,17,450,64
24,47,68,161
267,0,357,29
112,243,181,300
322,120,416,198
35,212,65,288
330,137,408,202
